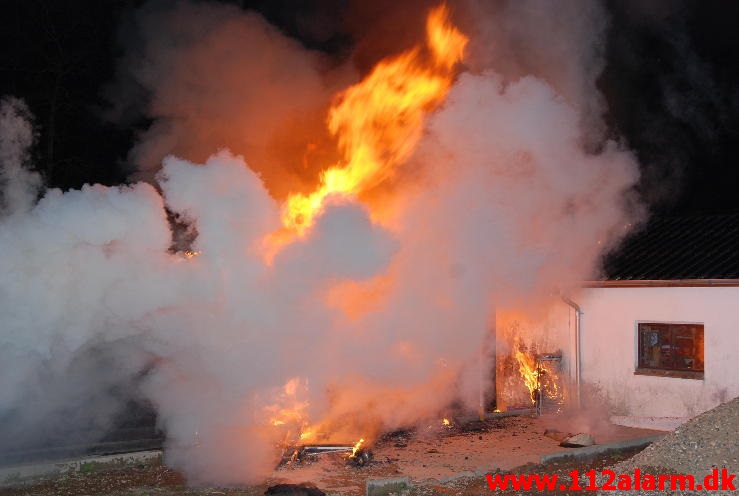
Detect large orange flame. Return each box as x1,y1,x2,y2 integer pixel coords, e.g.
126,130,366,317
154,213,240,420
514,350,539,404
281,4,467,233
514,349,563,409
265,377,312,441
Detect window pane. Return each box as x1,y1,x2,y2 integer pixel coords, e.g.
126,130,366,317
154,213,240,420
637,323,704,375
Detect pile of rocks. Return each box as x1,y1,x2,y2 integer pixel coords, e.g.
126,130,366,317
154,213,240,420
595,397,738,495
614,397,738,477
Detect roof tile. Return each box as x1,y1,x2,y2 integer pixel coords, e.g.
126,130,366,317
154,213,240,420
602,213,739,280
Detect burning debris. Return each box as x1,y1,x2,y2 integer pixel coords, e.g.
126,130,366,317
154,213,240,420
278,442,373,469
181,249,201,259
513,350,564,411
498,327,567,415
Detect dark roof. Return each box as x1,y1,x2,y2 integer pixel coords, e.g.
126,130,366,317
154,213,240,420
602,212,739,281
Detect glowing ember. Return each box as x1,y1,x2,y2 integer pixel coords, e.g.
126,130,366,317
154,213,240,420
281,3,467,233
182,250,201,259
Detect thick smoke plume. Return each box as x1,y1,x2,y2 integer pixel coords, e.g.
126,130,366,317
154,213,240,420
2,0,640,485
107,0,352,199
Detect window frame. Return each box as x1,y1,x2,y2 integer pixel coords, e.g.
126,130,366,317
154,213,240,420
634,321,704,380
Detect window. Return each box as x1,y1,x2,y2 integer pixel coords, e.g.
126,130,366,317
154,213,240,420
636,323,704,379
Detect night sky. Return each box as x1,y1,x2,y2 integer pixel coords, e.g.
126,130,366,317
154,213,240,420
1,0,737,216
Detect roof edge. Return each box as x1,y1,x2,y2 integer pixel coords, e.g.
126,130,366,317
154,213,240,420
582,279,739,288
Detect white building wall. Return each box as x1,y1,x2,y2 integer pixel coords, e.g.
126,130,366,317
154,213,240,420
577,286,739,420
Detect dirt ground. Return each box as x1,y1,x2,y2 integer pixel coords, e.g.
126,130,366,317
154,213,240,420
0,415,662,496
0,447,644,496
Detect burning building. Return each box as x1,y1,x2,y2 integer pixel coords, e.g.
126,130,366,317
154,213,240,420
572,213,739,427
0,0,648,486
490,213,739,428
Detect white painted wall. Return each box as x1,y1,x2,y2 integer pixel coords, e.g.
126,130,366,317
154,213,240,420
575,286,739,420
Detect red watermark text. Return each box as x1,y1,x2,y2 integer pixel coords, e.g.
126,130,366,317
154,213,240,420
486,468,736,491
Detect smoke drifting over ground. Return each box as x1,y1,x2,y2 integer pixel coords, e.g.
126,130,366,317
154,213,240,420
2,0,640,485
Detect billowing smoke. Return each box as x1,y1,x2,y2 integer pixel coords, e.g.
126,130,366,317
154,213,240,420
0,144,397,482
106,0,352,198
1,0,640,486
461,0,611,148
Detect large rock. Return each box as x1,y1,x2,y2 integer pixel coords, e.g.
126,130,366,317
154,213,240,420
560,432,596,447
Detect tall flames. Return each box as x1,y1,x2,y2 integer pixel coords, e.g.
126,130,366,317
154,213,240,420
514,350,539,404
514,348,563,411
280,4,467,233
265,3,467,446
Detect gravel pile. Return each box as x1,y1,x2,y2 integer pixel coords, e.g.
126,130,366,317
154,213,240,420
591,397,739,495
615,397,738,476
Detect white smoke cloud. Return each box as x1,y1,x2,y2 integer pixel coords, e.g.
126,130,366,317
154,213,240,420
461,0,611,148
0,135,402,482
321,71,639,418
1,0,642,486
